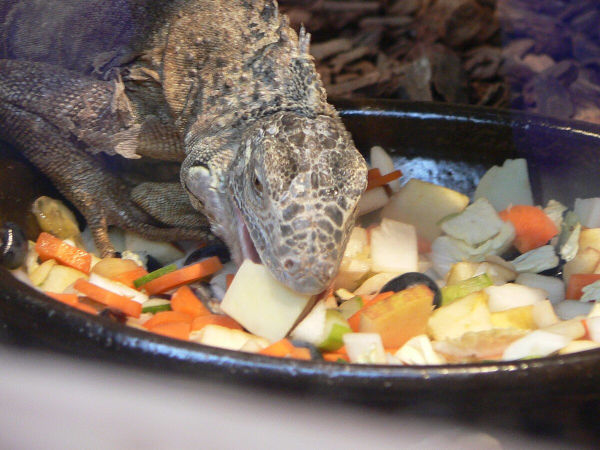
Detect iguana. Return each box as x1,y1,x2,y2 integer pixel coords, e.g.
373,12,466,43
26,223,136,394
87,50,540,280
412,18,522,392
0,0,367,294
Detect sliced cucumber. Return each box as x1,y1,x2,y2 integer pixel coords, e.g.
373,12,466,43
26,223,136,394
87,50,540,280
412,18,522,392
133,263,177,288
317,310,352,352
141,298,172,314
441,273,493,306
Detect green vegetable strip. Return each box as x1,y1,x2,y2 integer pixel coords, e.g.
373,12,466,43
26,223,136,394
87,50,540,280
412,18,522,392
441,273,493,306
133,264,177,288
141,303,172,314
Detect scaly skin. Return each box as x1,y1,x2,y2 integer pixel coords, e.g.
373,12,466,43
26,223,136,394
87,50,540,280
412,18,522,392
0,0,367,294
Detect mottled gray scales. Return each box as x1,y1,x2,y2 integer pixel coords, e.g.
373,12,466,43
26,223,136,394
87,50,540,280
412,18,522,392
1,0,367,294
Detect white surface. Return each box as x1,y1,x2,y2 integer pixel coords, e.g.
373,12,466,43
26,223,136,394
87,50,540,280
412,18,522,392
0,346,562,449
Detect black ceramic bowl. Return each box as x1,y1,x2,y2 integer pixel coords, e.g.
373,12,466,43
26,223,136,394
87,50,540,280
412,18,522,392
1,100,600,434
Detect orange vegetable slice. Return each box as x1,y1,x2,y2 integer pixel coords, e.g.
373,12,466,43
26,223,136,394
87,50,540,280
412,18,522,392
171,285,211,317
35,232,92,273
366,169,402,191
499,205,558,253
73,279,141,318
190,314,243,332
45,292,78,306
566,273,600,300
142,257,223,295
111,267,148,289
258,338,295,357
150,322,191,340
143,311,194,329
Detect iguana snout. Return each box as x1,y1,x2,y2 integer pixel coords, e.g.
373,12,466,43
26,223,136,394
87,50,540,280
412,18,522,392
228,112,368,294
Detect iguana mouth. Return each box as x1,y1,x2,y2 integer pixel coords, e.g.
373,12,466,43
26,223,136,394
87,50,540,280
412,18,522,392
234,206,261,264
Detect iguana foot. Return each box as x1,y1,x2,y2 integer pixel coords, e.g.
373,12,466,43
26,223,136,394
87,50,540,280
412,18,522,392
0,59,213,256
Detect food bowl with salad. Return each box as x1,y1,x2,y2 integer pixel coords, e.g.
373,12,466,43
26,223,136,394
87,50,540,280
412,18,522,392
1,100,600,408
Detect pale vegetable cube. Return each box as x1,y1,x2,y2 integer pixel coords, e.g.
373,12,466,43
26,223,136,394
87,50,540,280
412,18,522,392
427,292,493,341
588,303,600,318
474,158,534,211
370,146,401,192
558,340,600,355
30,259,57,286
485,283,546,312
544,200,567,229
343,227,369,259
382,179,469,242
542,318,586,340
370,219,418,274
124,231,184,265
579,228,600,253
440,198,505,246
446,262,478,285
516,273,565,304
343,333,386,364
394,334,446,365
502,330,571,361
332,257,371,291
357,187,388,216
289,301,327,345
189,324,268,351
531,300,560,328
490,305,535,330
574,198,600,228
562,247,600,283
221,260,312,342
39,265,88,293
554,301,594,320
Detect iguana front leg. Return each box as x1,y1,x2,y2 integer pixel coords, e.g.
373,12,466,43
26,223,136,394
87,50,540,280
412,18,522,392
0,59,213,255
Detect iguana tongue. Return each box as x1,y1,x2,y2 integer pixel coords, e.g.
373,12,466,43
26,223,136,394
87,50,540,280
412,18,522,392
234,207,261,264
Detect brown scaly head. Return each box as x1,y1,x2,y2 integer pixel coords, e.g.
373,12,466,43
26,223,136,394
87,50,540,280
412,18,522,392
228,112,367,294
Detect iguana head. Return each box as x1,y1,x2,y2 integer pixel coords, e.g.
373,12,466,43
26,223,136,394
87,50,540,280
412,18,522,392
229,111,367,294
182,111,367,295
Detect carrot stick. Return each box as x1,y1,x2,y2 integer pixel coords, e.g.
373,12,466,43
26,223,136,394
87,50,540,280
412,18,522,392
258,338,295,357
367,170,402,191
367,168,382,181
347,291,394,332
288,347,311,360
35,232,92,273
73,303,99,315
499,205,558,253
566,273,600,300
191,314,243,331
45,292,79,306
143,311,194,329
73,278,141,317
149,321,191,340
142,257,223,295
171,285,211,317
111,267,148,289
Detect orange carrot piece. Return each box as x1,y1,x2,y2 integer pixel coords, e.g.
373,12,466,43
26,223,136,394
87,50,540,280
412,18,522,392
322,346,349,362
499,205,558,253
367,168,382,181
225,273,235,289
347,291,394,331
366,170,402,191
566,273,600,300
142,257,223,295
288,347,311,360
190,314,243,331
45,292,79,306
171,285,211,317
73,302,99,315
35,232,92,273
150,321,191,340
111,267,148,289
143,311,194,329
258,338,295,357
73,279,141,318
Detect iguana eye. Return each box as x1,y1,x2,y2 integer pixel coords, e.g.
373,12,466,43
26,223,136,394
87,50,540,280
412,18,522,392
253,172,263,196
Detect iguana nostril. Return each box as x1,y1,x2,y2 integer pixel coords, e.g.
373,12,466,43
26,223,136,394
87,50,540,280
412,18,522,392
284,259,296,271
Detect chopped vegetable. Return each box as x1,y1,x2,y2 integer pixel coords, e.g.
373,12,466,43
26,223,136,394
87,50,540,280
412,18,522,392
73,278,141,318
485,283,545,312
357,186,388,216
441,273,493,306
510,245,559,273
171,285,211,317
39,264,87,294
370,146,401,192
143,311,193,329
35,232,92,273
566,273,600,300
343,333,386,364
133,263,177,288
92,257,143,281
427,292,493,341
318,310,352,351
502,330,572,361
141,298,172,314
191,324,267,351
150,321,191,340
142,257,223,295
258,339,296,357
557,211,580,262
441,198,504,246
112,266,149,288
499,205,559,253
394,334,446,365
45,292,78,306
191,314,243,332
574,197,600,228
359,284,434,348
370,218,418,273
473,158,533,211
366,169,402,191
382,179,469,242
